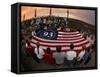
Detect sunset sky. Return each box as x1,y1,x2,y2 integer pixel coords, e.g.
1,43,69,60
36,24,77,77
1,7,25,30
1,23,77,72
21,6,95,25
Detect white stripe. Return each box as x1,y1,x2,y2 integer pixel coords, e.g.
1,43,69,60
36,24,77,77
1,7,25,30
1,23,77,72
74,46,82,50
58,33,81,37
85,42,91,47
31,39,70,45
34,35,83,42
30,43,70,50
74,40,88,45
57,35,83,40
31,38,88,46
58,31,79,34
30,43,90,51
58,38,84,43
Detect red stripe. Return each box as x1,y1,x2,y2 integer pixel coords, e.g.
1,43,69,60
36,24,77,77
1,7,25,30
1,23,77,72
30,41,89,47
58,30,78,32
58,34,81,38
57,37,83,40
58,32,80,35
58,31,79,34
30,45,90,54
28,30,91,53
32,36,85,43
57,36,83,40
30,43,90,52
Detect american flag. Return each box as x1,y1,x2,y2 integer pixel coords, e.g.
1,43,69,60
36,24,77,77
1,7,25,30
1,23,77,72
30,28,90,53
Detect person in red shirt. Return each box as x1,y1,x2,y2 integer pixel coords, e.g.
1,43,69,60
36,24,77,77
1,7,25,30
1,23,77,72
25,39,40,63
25,40,34,57
44,48,54,65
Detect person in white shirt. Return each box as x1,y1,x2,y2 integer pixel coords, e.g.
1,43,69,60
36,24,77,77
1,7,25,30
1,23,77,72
90,35,95,45
34,42,45,59
79,45,93,64
32,31,36,36
53,47,65,65
43,18,46,24
87,35,92,46
87,34,95,48
77,46,86,62
65,44,77,66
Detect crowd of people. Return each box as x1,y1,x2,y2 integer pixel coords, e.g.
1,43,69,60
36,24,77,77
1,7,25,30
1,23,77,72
21,16,68,41
21,16,96,67
25,40,94,67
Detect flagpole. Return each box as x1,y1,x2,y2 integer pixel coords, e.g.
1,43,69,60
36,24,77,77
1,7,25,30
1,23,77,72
34,8,37,18
67,9,69,20
23,14,25,21
50,8,52,16
65,9,69,27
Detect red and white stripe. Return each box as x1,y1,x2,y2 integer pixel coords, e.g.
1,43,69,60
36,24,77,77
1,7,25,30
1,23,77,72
30,30,90,52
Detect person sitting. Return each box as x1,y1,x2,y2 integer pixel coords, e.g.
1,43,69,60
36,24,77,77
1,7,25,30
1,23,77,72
53,46,65,65
60,25,66,32
44,48,54,64
77,45,86,63
25,38,40,63
25,40,33,57
90,35,95,47
65,44,77,67
32,30,36,36
87,35,92,46
82,47,93,64
34,42,45,60
44,25,48,30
